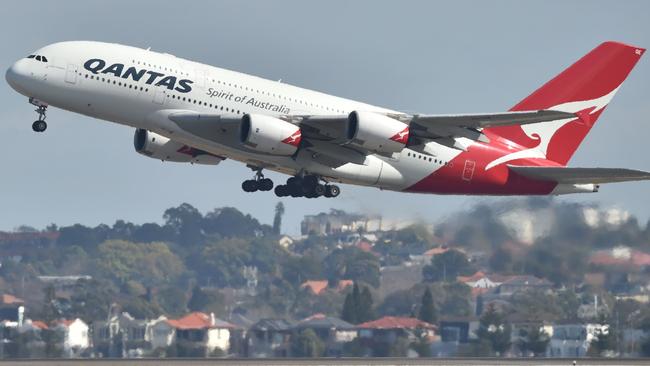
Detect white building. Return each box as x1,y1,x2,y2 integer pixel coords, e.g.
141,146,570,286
54,318,90,357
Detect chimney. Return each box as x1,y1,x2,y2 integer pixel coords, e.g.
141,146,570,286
210,312,216,327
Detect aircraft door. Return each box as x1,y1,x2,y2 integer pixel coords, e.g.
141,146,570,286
64,64,78,84
152,86,166,105
462,160,475,181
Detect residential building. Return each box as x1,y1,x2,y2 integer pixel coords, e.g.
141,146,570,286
247,319,293,357
53,318,90,357
357,316,437,356
167,312,237,356
547,323,605,357
292,314,356,356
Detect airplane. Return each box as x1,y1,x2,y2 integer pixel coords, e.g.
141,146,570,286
5,40,650,199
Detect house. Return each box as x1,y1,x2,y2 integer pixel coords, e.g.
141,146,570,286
53,318,90,357
432,316,479,356
167,312,236,356
93,312,152,357
277,235,294,249
495,276,553,296
547,323,606,357
457,271,500,289
356,316,437,357
247,318,293,357
300,280,353,295
292,314,356,356
0,294,25,327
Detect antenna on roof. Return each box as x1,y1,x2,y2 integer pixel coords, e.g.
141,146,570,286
146,47,151,51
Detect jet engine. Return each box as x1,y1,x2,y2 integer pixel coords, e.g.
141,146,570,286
347,111,409,155
133,129,223,165
240,113,302,156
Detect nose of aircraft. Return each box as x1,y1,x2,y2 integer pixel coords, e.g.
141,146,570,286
5,59,32,95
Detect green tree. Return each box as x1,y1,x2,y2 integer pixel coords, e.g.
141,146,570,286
418,287,436,324
587,325,617,357
95,240,185,288
188,285,225,313
341,291,357,324
291,329,325,357
41,285,60,323
518,325,550,356
358,286,376,323
273,202,285,235
341,283,375,324
325,247,380,287
422,249,474,282
477,304,512,356
163,202,204,246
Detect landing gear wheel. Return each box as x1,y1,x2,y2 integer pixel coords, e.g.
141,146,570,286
32,120,47,132
259,178,274,191
242,180,258,192
325,185,340,198
274,185,288,197
314,184,326,196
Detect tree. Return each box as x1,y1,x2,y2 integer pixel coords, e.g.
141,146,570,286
341,291,357,324
291,329,324,357
163,203,204,246
341,283,375,324
187,285,224,313
325,247,381,287
477,304,512,356
359,286,376,323
518,325,550,357
587,325,617,357
422,249,474,282
41,285,60,323
273,202,285,235
95,240,186,288
418,287,436,324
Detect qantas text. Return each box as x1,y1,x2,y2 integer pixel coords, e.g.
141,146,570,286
83,58,193,93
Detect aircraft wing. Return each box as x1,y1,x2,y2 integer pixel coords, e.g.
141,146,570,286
410,110,576,129
509,166,650,184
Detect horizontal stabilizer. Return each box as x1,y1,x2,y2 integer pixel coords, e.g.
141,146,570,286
509,166,650,184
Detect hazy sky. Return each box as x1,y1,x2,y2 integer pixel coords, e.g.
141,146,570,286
1,1,649,235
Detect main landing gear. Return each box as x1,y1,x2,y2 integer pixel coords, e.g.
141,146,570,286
274,174,340,199
241,169,274,193
29,98,48,133
240,170,341,199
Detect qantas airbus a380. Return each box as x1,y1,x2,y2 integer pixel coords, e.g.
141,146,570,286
5,41,650,198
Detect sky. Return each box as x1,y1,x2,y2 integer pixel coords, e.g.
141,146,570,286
1,0,649,235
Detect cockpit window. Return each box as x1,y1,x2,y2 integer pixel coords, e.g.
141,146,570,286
27,54,48,62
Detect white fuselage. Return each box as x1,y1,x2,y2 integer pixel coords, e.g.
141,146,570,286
5,41,462,191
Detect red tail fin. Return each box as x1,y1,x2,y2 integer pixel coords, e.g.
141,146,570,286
487,41,645,165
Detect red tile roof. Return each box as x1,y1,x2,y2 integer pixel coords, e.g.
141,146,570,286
1,294,24,305
301,280,352,295
357,316,436,330
31,320,48,330
167,312,235,330
457,271,487,283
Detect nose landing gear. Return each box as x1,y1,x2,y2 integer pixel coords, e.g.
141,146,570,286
29,98,48,133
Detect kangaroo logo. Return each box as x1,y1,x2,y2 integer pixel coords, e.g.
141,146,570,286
485,87,620,170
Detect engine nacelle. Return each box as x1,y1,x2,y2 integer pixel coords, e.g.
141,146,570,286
347,111,409,155
240,114,302,156
133,129,223,165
